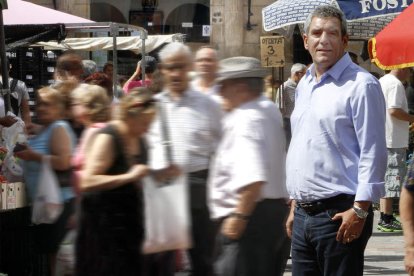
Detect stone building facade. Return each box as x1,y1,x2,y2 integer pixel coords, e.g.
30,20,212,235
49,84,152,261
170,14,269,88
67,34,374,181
25,0,382,77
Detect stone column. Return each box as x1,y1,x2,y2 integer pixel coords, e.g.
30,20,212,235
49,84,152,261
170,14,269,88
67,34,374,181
210,0,244,58
223,0,244,57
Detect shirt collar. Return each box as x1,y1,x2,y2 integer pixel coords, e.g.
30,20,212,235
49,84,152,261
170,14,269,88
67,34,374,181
306,52,352,83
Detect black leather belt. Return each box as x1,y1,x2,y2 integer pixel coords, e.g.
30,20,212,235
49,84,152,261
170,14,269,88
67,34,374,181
297,194,355,215
189,169,209,179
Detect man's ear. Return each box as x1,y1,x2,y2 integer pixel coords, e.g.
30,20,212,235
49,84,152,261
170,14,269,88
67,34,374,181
343,34,349,47
303,34,309,50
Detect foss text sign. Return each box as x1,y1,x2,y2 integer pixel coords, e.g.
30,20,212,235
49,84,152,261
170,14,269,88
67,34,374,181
260,36,285,68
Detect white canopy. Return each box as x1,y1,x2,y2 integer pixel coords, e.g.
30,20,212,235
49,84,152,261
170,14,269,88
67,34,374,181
35,34,183,54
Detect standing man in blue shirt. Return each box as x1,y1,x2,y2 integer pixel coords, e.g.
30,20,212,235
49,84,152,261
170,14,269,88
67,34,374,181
285,5,387,276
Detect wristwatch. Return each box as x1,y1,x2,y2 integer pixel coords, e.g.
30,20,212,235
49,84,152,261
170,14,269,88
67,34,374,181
352,205,369,219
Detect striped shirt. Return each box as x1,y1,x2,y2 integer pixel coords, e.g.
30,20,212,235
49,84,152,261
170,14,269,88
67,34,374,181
147,88,222,173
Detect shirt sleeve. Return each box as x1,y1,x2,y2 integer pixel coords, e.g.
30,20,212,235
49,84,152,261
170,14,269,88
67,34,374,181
18,81,29,101
386,83,406,109
352,82,387,202
230,115,266,191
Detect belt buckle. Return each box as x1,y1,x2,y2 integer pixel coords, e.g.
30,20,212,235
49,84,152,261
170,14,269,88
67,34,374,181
298,201,320,215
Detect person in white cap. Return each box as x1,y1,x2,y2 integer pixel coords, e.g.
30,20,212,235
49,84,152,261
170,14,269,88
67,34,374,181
209,56,290,276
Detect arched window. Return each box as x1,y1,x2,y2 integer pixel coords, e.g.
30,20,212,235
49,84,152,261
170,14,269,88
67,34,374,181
164,4,209,43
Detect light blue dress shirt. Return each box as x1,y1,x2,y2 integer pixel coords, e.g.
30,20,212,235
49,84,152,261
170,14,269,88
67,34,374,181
286,53,387,202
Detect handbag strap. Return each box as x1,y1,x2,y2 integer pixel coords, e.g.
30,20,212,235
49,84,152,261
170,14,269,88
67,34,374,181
157,101,172,164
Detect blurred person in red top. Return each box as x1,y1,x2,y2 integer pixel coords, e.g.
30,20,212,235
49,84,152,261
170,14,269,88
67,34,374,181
123,56,158,94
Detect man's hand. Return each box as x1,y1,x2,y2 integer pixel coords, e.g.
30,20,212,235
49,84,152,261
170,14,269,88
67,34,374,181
286,200,295,238
405,247,414,275
221,216,248,240
332,208,366,244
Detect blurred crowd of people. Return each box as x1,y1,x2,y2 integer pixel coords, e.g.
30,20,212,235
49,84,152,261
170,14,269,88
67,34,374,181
3,4,414,276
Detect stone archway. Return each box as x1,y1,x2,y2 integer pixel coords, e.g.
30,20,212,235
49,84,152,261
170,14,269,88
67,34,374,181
90,2,127,23
164,3,209,43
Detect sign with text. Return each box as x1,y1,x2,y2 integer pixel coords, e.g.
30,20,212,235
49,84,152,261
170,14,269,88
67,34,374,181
260,36,285,67
337,0,412,20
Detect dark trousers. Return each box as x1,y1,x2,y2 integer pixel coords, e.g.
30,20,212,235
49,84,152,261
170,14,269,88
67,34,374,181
213,199,290,276
188,170,215,276
292,197,373,276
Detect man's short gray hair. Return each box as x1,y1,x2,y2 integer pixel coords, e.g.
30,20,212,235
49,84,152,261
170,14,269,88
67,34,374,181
82,60,97,78
158,42,193,63
304,5,348,36
291,63,307,74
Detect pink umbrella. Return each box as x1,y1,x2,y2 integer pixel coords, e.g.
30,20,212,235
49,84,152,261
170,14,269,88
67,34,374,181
3,0,93,25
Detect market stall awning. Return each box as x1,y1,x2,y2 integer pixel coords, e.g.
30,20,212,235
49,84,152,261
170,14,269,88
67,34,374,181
3,0,94,49
35,34,184,54
368,3,414,70
262,0,407,39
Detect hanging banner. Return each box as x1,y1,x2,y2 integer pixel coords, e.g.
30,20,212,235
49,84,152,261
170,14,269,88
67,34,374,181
336,0,412,20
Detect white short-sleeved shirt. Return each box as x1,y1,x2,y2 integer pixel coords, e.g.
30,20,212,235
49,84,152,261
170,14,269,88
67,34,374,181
208,96,289,219
380,74,409,148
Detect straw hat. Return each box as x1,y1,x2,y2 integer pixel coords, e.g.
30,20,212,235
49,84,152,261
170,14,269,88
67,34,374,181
216,56,267,82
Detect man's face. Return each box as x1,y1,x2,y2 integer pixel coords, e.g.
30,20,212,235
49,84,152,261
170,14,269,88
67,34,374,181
219,79,241,111
303,16,348,74
104,65,113,80
161,54,191,94
195,48,218,77
293,69,306,83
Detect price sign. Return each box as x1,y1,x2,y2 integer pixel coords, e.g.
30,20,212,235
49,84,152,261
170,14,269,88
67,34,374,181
260,36,285,67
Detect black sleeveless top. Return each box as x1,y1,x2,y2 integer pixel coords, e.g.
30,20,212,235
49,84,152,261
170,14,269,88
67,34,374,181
76,125,146,276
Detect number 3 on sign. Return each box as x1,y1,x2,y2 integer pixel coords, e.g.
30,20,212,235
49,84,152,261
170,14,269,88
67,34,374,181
267,45,275,55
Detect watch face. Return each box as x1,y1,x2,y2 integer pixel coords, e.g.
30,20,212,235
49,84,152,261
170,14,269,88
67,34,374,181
353,206,368,218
